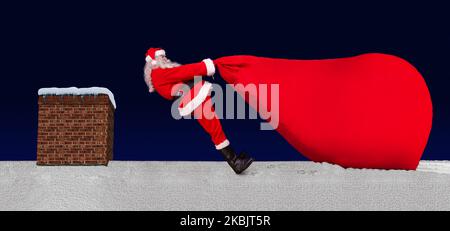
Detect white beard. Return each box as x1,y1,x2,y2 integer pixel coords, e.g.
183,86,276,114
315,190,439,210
143,58,181,93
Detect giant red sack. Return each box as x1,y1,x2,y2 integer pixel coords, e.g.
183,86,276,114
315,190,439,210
214,53,432,170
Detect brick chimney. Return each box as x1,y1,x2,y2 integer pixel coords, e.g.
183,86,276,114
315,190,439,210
37,87,116,165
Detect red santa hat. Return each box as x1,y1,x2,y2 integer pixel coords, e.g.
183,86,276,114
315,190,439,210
145,47,166,64
144,47,166,93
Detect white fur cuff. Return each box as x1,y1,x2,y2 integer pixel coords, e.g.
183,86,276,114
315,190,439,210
202,58,215,76
215,139,230,150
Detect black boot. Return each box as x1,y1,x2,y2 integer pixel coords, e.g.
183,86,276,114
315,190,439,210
219,146,254,174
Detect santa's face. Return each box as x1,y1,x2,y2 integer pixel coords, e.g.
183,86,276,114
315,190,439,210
155,54,169,64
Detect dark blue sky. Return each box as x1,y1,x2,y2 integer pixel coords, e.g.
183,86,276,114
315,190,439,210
0,1,448,160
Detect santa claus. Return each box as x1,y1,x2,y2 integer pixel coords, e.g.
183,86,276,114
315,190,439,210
143,47,254,174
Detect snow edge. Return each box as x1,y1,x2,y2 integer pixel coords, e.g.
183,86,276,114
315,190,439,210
38,87,116,109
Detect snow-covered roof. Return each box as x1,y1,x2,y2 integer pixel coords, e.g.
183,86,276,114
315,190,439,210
0,161,449,210
38,87,116,109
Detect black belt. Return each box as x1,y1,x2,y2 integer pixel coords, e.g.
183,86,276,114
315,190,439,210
174,79,197,99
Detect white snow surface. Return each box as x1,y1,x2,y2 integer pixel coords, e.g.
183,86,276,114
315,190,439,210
0,161,449,211
38,87,116,109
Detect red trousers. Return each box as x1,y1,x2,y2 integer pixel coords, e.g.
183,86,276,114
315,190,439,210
192,96,229,150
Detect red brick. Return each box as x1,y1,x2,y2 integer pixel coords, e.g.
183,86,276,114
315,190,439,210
37,95,114,166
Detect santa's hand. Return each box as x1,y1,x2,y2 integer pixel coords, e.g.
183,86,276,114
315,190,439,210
202,58,216,76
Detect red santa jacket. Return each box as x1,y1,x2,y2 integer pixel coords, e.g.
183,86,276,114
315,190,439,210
151,58,215,116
